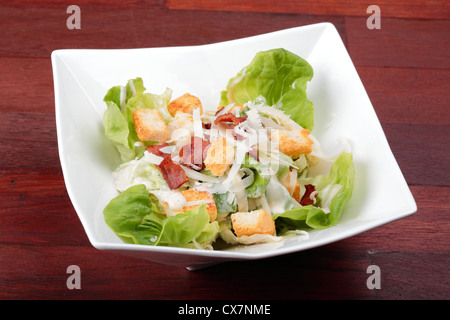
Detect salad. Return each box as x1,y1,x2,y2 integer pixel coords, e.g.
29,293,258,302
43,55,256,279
102,48,355,250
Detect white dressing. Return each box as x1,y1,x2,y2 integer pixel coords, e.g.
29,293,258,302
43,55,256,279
264,175,298,214
151,190,186,212
319,184,343,214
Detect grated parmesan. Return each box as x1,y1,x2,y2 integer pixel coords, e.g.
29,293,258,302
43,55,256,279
192,107,203,139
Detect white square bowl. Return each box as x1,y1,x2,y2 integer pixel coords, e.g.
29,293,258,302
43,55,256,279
52,23,417,270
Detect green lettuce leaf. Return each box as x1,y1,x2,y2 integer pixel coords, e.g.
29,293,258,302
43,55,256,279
273,152,295,180
104,77,146,111
125,88,173,123
274,152,355,230
156,204,210,246
103,100,130,148
103,184,164,245
213,192,237,214
182,220,220,249
111,154,168,192
104,185,219,248
241,154,270,198
220,48,314,130
126,77,146,98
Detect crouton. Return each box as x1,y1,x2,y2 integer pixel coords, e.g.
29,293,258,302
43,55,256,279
167,113,194,147
167,93,203,117
132,108,168,142
167,189,217,222
271,128,313,158
203,137,235,176
231,209,275,237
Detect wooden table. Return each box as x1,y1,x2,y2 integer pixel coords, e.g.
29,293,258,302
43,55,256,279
1,0,448,301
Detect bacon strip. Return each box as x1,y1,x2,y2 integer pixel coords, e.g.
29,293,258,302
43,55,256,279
300,184,318,206
179,136,210,170
146,144,188,190
145,143,170,157
156,157,189,190
214,112,247,126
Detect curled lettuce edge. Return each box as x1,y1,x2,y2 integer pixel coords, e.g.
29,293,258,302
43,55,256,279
273,152,355,231
103,184,219,249
220,48,315,131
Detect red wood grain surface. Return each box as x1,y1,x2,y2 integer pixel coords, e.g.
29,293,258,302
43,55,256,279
0,0,448,301
166,0,450,20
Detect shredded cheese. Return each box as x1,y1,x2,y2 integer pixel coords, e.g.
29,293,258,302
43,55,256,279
159,145,175,154
231,173,248,212
288,169,297,196
119,86,127,111
128,79,136,96
181,165,223,184
222,140,248,188
193,107,203,138
143,150,164,165
319,184,343,214
249,103,303,130
256,194,272,215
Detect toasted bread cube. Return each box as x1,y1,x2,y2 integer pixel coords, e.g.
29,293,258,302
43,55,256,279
271,128,313,158
167,93,203,117
133,108,168,142
231,209,275,237
203,137,235,176
170,189,217,222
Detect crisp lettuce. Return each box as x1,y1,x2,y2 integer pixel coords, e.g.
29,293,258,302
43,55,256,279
220,48,314,130
125,88,173,123
103,184,219,248
111,154,168,192
213,192,237,215
103,100,131,148
189,221,220,248
241,154,270,198
156,204,210,246
103,184,163,245
274,152,355,231
273,152,295,180
104,77,146,112
102,77,172,163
